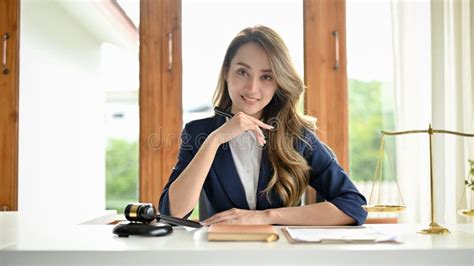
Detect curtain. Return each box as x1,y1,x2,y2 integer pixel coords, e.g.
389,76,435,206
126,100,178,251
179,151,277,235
430,0,474,223
391,0,474,224
391,0,432,224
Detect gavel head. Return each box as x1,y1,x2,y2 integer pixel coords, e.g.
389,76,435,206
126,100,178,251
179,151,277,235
124,203,156,223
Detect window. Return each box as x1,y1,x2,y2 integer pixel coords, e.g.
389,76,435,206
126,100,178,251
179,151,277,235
346,0,398,204
18,0,140,221
104,1,140,213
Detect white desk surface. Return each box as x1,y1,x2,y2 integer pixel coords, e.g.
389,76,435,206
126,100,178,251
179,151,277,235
0,212,473,266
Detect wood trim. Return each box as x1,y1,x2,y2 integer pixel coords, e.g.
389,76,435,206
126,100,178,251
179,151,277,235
139,0,182,208
0,0,19,211
304,0,348,171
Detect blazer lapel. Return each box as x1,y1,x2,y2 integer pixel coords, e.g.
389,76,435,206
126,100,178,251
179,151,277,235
212,142,249,209
209,115,249,209
255,147,281,209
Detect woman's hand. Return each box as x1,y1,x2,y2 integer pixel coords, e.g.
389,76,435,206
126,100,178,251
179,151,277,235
201,208,273,225
209,112,274,146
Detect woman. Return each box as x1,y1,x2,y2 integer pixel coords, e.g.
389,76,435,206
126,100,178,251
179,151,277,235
159,25,367,225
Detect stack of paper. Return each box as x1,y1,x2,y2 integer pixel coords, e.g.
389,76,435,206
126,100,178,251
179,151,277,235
283,226,400,243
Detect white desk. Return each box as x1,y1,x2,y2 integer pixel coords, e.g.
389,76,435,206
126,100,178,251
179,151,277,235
0,212,473,266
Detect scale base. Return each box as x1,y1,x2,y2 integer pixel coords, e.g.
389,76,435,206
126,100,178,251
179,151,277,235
362,205,406,213
418,222,450,235
457,209,474,217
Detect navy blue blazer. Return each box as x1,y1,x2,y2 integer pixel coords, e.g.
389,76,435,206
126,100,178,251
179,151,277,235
159,115,368,225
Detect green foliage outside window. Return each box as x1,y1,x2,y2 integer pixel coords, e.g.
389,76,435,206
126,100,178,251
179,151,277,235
105,138,201,219
106,139,139,213
349,79,396,182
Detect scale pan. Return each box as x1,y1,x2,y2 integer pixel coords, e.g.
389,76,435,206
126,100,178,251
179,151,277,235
457,209,474,217
362,205,406,213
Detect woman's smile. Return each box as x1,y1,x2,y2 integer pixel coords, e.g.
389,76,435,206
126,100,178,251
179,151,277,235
241,95,260,104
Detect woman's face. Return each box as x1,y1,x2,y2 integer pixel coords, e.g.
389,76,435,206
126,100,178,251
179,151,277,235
226,42,277,119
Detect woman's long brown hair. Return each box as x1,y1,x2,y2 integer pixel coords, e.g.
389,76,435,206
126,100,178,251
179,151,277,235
213,25,317,206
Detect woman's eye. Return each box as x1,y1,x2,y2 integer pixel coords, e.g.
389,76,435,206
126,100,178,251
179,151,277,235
262,75,273,81
237,69,248,76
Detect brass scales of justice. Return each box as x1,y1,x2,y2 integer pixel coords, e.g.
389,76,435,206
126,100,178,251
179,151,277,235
362,124,474,234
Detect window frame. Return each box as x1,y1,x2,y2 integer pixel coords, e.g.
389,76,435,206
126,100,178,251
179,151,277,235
0,0,19,211
304,0,348,172
139,0,182,207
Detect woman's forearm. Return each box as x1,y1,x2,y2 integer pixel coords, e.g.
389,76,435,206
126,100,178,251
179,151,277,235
266,202,355,225
168,135,220,218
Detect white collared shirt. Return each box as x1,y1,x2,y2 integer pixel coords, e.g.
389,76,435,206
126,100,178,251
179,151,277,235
229,131,263,210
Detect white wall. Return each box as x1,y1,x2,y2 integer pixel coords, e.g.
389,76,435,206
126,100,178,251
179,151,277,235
19,0,105,223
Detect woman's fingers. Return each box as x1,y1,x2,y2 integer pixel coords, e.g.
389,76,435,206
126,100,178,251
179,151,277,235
203,209,232,224
202,209,266,225
253,124,266,146
245,115,274,130
202,209,239,225
234,111,274,131
215,112,272,146
235,113,271,146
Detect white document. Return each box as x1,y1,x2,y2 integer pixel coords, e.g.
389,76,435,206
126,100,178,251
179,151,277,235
285,226,400,243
